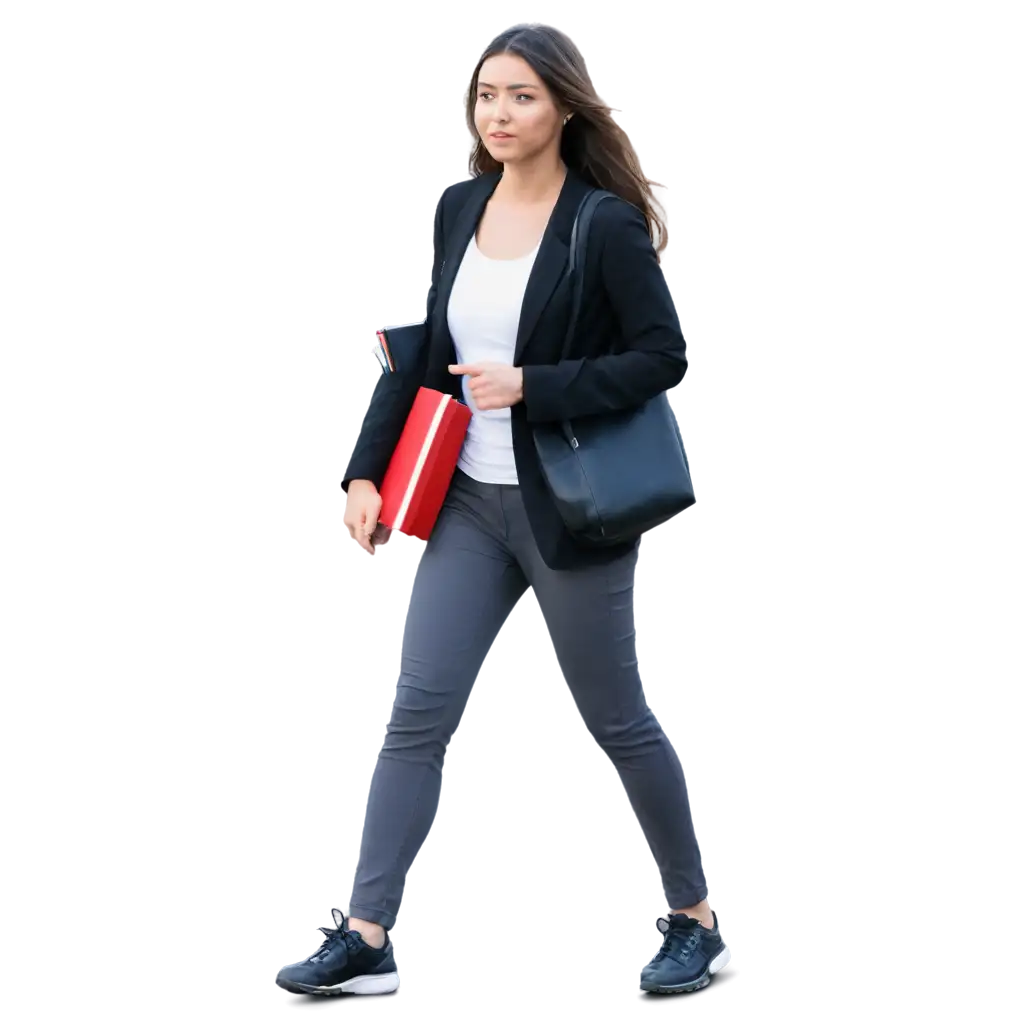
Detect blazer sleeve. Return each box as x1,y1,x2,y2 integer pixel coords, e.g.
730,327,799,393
520,198,687,423
340,189,446,492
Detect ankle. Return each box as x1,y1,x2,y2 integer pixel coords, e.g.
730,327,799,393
349,916,386,947
670,900,714,929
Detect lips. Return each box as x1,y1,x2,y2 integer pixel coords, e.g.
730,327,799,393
490,132,513,139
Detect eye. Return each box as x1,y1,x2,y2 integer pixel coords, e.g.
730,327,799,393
515,93,533,101
477,92,493,101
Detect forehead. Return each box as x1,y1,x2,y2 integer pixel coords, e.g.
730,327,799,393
477,52,545,89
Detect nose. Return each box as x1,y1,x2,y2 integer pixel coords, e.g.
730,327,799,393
494,95,511,123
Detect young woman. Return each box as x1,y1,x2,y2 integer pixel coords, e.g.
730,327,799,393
277,23,730,999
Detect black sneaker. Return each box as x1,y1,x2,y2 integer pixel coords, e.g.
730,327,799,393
639,910,731,994
276,909,399,996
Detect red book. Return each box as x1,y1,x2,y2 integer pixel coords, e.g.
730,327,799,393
378,388,471,540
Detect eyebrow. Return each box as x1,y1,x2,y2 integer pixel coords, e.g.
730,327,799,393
477,81,538,90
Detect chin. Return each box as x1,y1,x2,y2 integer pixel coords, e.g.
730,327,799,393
489,151,522,166
485,146,515,163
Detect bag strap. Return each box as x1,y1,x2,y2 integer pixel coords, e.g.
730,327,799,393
561,188,616,361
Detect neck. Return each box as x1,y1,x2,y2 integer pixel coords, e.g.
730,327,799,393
496,151,567,203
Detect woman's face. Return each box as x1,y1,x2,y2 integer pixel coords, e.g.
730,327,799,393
474,52,565,166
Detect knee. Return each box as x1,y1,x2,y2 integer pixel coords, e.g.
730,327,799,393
587,706,663,759
381,675,462,761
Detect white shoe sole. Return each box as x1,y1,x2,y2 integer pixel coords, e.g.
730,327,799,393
710,945,731,974
280,971,400,996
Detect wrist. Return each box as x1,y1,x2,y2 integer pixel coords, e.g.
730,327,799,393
348,478,378,494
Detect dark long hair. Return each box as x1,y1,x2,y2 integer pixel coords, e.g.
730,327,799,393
465,23,669,258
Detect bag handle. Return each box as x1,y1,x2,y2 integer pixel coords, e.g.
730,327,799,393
548,188,615,448
561,188,615,361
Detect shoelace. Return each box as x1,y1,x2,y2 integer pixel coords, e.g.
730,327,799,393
654,915,703,962
308,909,365,963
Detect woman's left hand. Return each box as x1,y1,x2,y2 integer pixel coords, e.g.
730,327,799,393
448,362,524,411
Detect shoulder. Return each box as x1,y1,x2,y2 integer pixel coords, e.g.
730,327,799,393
576,192,656,280
590,192,651,246
437,173,498,215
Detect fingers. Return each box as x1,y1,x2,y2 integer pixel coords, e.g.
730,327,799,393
354,514,376,554
364,508,378,536
337,507,413,565
345,497,383,555
470,384,508,411
457,365,518,410
465,376,491,404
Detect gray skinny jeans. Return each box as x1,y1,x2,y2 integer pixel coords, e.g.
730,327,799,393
349,468,708,930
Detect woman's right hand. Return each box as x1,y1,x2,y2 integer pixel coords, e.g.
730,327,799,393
344,480,390,555
339,477,419,561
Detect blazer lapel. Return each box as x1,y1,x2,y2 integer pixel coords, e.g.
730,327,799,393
431,172,501,369
430,167,592,371
513,169,591,365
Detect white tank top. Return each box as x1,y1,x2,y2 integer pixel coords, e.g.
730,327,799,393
446,232,539,485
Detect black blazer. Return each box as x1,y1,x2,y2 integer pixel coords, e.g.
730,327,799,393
342,167,688,571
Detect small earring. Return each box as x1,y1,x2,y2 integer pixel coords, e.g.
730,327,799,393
563,113,572,126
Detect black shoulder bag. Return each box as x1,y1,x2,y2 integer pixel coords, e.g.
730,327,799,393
531,189,696,547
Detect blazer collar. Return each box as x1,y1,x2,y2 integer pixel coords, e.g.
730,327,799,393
433,167,593,366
